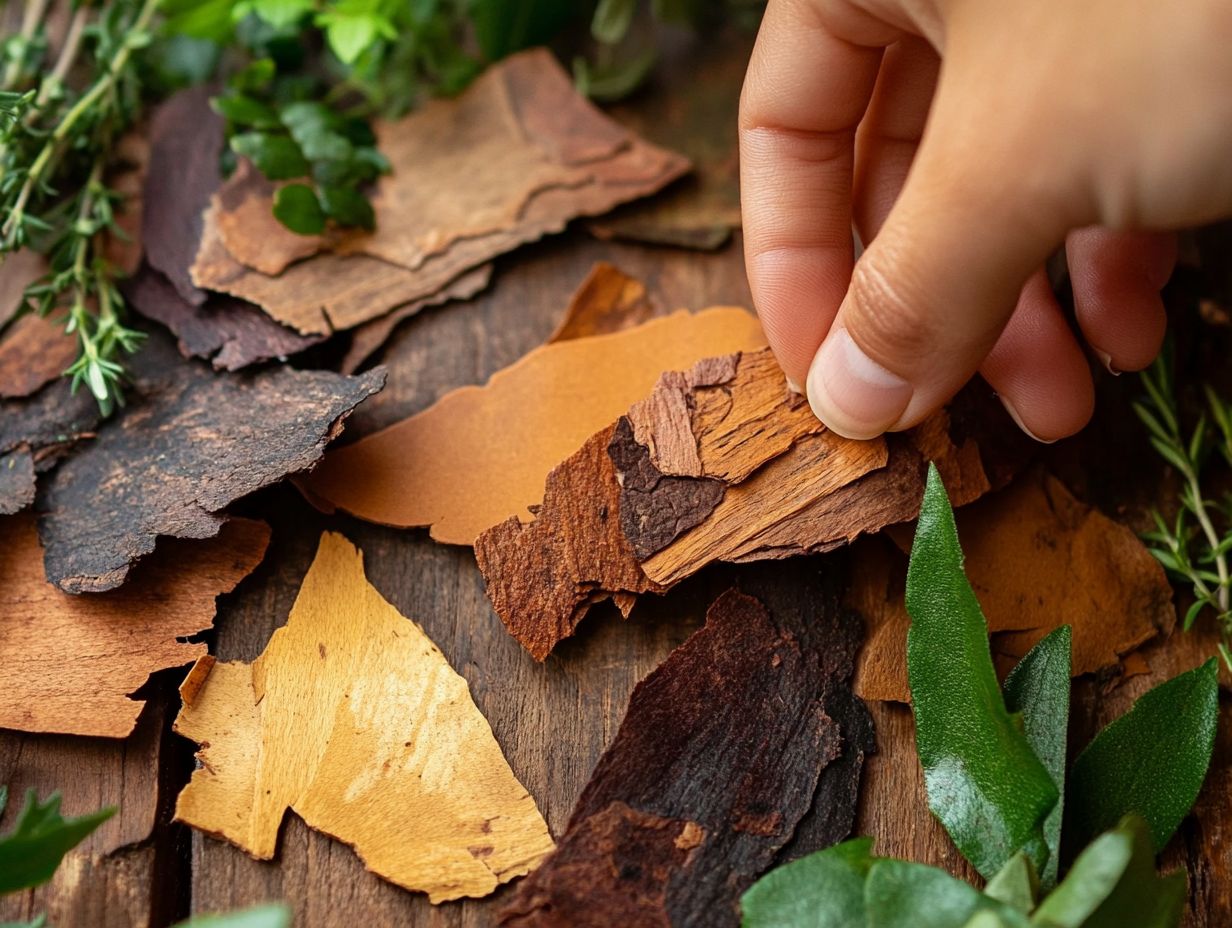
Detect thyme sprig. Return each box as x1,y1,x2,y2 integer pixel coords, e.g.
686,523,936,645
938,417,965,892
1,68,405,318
1134,351,1232,671
0,0,157,413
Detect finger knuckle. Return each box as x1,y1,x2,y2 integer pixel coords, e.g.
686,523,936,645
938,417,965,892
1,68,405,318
846,254,942,360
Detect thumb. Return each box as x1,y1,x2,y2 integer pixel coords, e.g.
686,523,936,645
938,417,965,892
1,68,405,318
805,102,1079,439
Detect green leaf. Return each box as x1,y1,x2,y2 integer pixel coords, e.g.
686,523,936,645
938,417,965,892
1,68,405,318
864,859,1030,928
1003,626,1071,891
251,0,313,28
278,102,354,162
983,853,1038,915
272,184,326,235
162,0,237,42
591,0,637,44
573,48,657,103
740,837,874,928
211,93,281,129
0,790,115,893
906,464,1059,879
320,11,379,64
319,186,374,230
230,132,310,180
1030,816,1185,928
469,0,578,60
173,902,292,928
1067,659,1218,853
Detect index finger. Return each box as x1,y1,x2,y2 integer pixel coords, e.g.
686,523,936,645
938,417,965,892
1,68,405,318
739,0,886,385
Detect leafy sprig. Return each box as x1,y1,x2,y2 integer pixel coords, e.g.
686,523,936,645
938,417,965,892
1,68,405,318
1134,351,1232,670
741,465,1219,927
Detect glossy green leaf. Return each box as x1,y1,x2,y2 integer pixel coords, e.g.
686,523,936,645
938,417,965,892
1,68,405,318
591,0,637,44
319,185,374,230
211,93,280,129
1003,626,1071,891
279,101,354,162
230,132,310,180
173,902,292,928
906,464,1058,879
1067,659,1218,852
1031,816,1184,928
983,853,1037,914
0,790,115,893
864,859,1030,928
250,0,313,28
272,183,326,235
740,837,874,928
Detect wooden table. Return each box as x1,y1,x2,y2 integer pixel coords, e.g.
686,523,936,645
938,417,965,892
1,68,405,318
3,74,1231,928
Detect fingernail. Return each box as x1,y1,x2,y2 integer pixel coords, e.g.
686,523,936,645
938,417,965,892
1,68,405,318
1093,349,1121,376
785,376,803,395
1000,395,1057,444
806,328,912,439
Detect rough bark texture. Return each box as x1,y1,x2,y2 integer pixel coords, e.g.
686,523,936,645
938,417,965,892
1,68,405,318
37,334,384,593
302,309,763,546
499,578,868,928
0,515,269,737
0,380,101,514
0,449,34,514
193,49,689,336
545,261,659,344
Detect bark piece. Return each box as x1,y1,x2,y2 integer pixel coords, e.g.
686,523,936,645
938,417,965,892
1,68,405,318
0,380,101,514
338,263,494,374
0,514,269,737
500,579,867,928
100,130,149,277
476,348,1015,659
37,335,384,593
0,250,72,400
143,86,224,306
173,532,555,903
300,308,765,546
124,262,321,370
0,249,44,330
198,49,688,335
850,471,1176,702
0,449,35,514
215,159,328,276
546,261,659,343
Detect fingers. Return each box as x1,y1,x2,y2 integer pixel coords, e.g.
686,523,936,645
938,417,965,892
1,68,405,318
853,36,940,243
979,269,1095,442
804,84,1079,439
1066,227,1176,373
739,0,887,386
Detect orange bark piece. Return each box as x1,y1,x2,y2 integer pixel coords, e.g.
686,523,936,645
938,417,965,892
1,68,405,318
300,307,766,546
850,471,1176,702
173,533,555,902
546,262,659,344
0,515,269,737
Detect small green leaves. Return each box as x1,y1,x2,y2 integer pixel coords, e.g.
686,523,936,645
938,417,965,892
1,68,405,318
1066,659,1218,853
906,464,1058,879
211,93,280,129
591,0,638,44
1003,627,1072,891
1031,816,1185,928
0,789,115,894
172,902,292,928
230,131,310,180
984,854,1038,915
740,837,875,928
863,859,1030,928
272,183,326,235
319,185,374,230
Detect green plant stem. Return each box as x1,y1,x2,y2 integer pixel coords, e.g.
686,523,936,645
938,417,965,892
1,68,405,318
3,0,52,86
2,0,160,242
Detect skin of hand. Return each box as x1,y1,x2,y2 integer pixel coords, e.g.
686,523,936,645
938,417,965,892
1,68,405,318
739,0,1232,442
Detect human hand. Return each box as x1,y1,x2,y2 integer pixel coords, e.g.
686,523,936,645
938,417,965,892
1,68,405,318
740,0,1232,441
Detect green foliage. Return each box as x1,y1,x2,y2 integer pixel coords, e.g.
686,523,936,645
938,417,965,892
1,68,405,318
1066,659,1218,853
1003,627,1071,891
0,787,115,895
173,902,292,927
738,466,1217,928
1135,352,1232,670
905,465,1057,879
272,183,326,234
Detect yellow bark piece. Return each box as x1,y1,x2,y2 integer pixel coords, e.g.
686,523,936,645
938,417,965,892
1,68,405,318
173,532,555,902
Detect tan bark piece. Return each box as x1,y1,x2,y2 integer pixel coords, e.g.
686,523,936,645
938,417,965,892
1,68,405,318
850,471,1176,702
546,262,659,344
476,350,1017,660
0,250,72,400
0,514,269,738
215,159,328,276
198,49,687,335
300,307,766,546
173,532,555,902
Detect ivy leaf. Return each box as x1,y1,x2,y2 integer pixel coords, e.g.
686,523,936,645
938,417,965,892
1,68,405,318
739,837,874,928
1066,659,1218,853
1030,815,1185,928
0,789,115,893
230,132,310,180
1003,626,1071,891
983,853,1038,915
319,185,374,230
906,464,1059,879
864,859,1031,928
172,902,292,928
272,183,326,235
591,0,638,44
